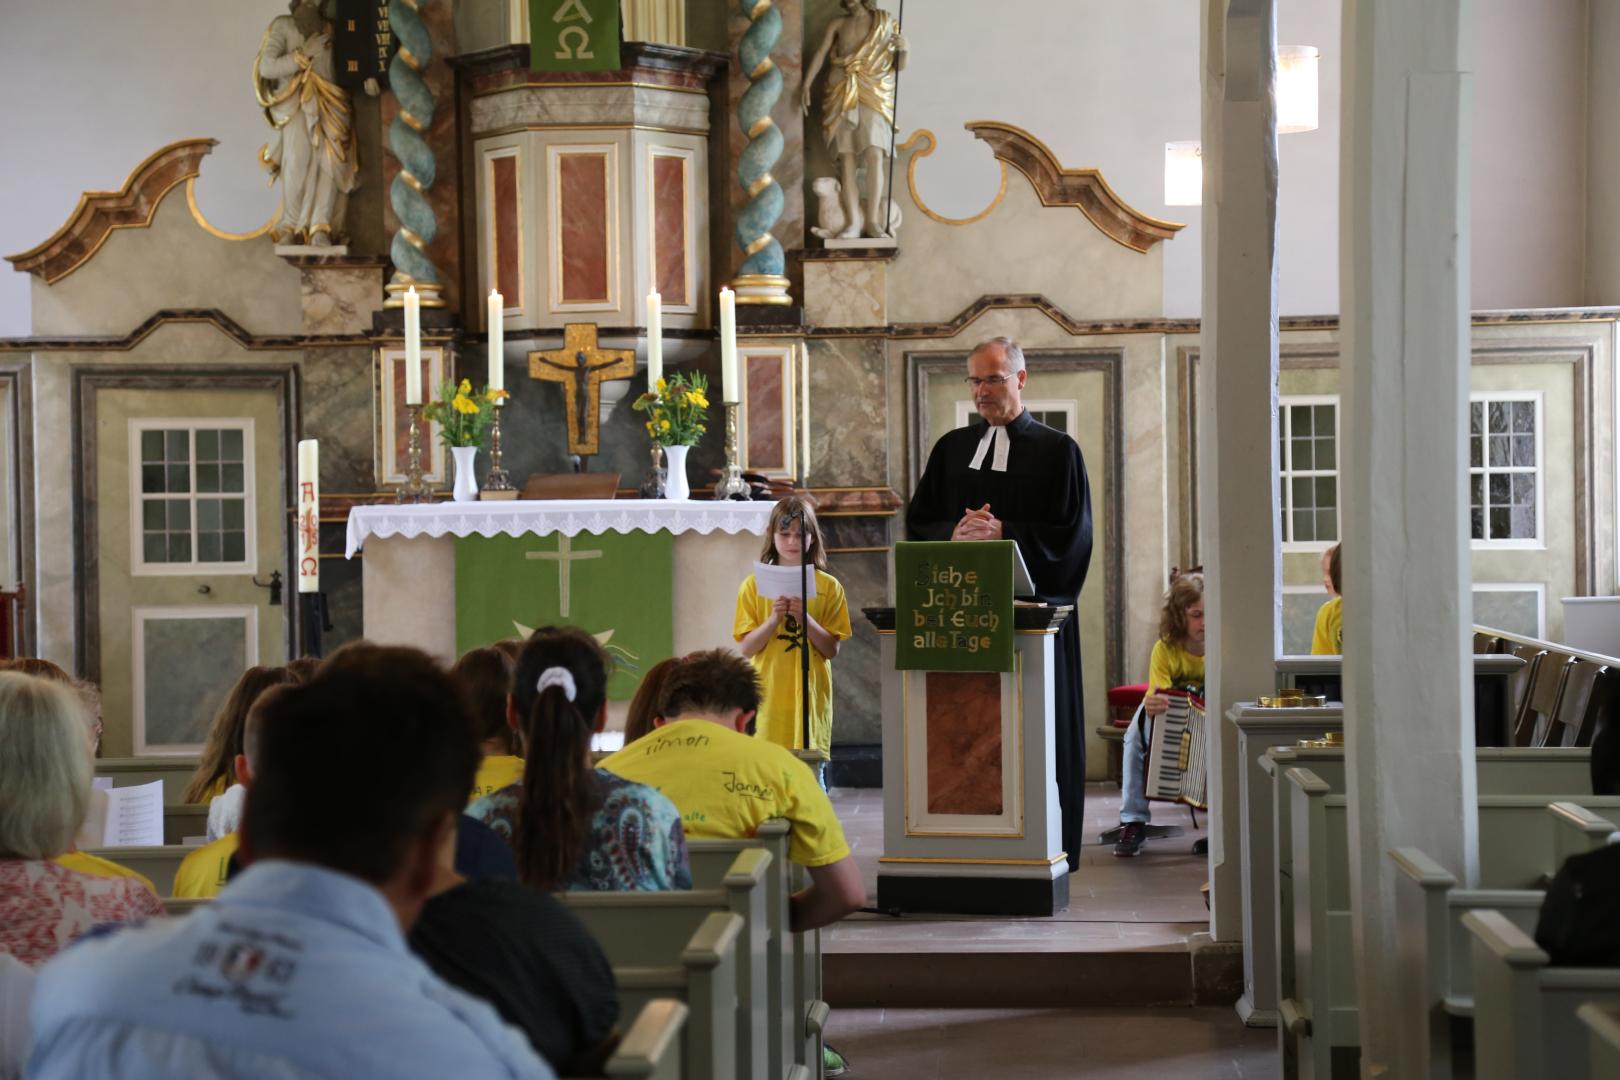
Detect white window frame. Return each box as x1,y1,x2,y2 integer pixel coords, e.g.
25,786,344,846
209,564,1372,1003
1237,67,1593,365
1468,392,1545,550
128,419,258,576
131,604,258,755
953,399,1078,439
1279,394,1340,553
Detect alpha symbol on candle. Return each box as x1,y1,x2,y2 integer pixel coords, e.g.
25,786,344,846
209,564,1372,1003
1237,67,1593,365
525,535,603,617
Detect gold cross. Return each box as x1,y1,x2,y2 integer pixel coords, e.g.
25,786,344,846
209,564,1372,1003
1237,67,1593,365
528,323,636,456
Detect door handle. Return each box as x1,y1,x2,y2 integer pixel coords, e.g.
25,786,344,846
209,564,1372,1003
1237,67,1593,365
250,570,283,606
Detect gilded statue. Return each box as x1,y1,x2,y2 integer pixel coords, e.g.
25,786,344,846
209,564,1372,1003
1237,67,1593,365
253,0,374,247
802,0,909,239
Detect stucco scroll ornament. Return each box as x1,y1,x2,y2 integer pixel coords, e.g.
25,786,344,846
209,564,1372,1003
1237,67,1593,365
253,0,377,247
803,0,908,239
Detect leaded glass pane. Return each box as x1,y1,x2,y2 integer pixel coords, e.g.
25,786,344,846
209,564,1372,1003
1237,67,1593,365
1489,474,1510,505
1511,506,1535,537
165,430,188,460
196,429,219,460
166,500,190,530
1293,510,1314,541
221,464,244,492
141,465,165,493
140,430,163,461
1471,508,1484,539
1316,510,1337,541
166,464,189,493
1470,403,1483,435
1292,438,1314,470
167,533,191,562
197,532,221,562
1293,406,1313,436
1470,434,1482,468
1314,404,1334,433
1489,435,1509,467
197,499,221,531
196,464,220,493
1470,475,1484,509
1315,477,1336,508
143,534,166,563
142,501,164,530
222,532,245,562
222,499,244,529
1513,402,1535,433
1292,477,1316,511
1512,435,1535,467
1489,401,1510,434
1489,507,1511,538
221,429,243,460
1317,437,1336,470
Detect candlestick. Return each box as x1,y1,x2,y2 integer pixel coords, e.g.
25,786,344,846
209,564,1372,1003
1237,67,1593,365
638,440,667,499
487,290,504,392
404,287,422,405
719,287,738,403
482,404,516,497
646,289,663,390
713,402,749,500
396,404,432,503
296,439,320,593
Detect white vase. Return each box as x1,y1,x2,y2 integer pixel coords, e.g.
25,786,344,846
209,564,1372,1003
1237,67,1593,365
451,445,479,502
664,444,692,500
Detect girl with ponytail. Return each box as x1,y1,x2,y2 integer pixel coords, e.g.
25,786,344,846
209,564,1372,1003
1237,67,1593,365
467,626,691,891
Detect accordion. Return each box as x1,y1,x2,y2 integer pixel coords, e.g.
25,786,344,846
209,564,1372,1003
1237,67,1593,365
1143,689,1209,810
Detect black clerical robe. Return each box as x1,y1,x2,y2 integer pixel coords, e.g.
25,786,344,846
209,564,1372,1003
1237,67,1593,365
906,409,1093,873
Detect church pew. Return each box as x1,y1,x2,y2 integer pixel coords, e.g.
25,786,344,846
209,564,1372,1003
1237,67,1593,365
163,803,209,845
594,999,688,1080
93,757,201,802
161,896,209,917
1578,1002,1620,1080
81,843,200,897
610,913,742,1080
1273,653,1524,746
561,850,770,1080
1465,909,1620,1080
686,821,805,1080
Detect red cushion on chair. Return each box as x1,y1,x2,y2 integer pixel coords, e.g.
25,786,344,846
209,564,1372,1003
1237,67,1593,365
1108,684,1149,707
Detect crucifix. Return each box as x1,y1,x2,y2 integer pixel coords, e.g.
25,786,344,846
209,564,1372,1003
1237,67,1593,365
529,323,637,462
525,534,603,617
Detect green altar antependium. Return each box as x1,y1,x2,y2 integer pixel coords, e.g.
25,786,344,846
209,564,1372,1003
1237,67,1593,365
894,540,1015,673
527,0,621,72
455,530,672,700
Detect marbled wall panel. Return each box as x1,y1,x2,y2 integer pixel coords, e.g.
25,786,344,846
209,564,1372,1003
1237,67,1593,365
492,156,522,299
470,86,710,136
653,155,689,305
828,549,886,745
300,347,376,493
804,259,886,327
744,353,786,470
299,268,385,336
925,671,1004,815
559,154,611,303
805,335,887,487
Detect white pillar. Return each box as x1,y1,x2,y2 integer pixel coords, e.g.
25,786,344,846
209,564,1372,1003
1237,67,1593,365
1339,0,1477,1074
1196,0,1281,958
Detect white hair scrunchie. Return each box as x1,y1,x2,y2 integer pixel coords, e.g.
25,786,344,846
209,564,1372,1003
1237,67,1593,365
536,666,577,702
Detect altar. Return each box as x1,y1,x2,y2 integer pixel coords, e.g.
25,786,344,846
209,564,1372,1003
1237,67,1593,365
346,499,775,701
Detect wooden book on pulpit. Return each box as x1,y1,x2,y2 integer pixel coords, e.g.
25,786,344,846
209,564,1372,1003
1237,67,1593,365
521,472,621,500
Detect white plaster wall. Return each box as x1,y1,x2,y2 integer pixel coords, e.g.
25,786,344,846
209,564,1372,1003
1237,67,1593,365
0,1,279,337
1586,0,1620,305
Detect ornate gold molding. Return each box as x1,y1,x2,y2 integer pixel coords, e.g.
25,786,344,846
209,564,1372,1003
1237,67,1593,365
897,129,1008,226
966,120,1185,254
6,138,219,284
185,179,277,242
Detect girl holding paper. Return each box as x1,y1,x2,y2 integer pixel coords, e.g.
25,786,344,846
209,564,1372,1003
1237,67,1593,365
733,496,852,763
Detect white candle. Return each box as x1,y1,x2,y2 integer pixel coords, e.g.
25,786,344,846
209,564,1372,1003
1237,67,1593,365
403,286,422,405
646,289,663,390
799,342,811,480
297,439,320,593
719,287,738,403
488,289,504,396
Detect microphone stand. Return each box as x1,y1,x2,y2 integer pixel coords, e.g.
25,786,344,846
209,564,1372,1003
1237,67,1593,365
784,504,812,755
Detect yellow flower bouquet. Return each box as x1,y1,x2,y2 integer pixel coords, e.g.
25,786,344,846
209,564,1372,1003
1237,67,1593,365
422,378,508,448
631,371,710,447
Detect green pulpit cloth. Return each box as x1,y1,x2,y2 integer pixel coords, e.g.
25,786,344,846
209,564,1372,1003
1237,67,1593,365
528,0,621,72
455,531,672,700
895,540,1015,673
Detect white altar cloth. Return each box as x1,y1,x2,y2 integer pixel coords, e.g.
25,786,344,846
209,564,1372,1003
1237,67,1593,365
345,499,776,558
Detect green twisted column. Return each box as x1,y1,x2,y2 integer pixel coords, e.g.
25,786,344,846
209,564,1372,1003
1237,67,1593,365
386,0,442,307
733,0,788,300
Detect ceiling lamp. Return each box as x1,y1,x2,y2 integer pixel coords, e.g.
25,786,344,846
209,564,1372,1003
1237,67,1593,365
1164,141,1202,207
1277,46,1320,134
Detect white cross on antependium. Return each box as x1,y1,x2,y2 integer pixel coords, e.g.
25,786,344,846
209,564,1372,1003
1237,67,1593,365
525,534,603,617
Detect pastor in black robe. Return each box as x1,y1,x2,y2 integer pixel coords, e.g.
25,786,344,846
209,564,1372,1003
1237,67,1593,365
905,408,1094,873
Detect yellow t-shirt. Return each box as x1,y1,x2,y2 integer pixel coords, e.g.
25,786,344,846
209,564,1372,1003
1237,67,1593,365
732,569,853,753
53,851,158,896
1147,639,1205,695
470,754,525,803
1312,596,1343,655
172,833,241,899
600,717,851,867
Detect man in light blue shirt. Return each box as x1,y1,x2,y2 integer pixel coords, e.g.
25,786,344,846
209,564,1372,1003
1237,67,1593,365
29,644,554,1080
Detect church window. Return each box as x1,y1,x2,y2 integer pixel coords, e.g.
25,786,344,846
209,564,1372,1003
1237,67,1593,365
131,421,256,574
1278,397,1339,549
1469,394,1541,545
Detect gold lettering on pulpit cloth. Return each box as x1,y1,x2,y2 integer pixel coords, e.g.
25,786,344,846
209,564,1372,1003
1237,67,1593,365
529,324,636,456
525,534,603,617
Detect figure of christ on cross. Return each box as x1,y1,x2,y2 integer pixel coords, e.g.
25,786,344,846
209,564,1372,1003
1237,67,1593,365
525,534,603,618
529,323,637,458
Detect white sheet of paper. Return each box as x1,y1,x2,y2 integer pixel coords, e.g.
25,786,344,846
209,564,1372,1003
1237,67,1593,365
91,777,113,792
753,560,817,601
101,779,164,847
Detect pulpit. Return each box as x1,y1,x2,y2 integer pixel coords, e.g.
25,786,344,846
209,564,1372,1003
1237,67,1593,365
345,500,773,705
863,603,1073,917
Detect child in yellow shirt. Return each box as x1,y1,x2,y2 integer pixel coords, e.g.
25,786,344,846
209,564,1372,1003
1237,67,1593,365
1311,543,1343,655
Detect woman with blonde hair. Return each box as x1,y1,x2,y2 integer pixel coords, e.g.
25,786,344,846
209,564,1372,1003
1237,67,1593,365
0,673,162,967
183,666,294,804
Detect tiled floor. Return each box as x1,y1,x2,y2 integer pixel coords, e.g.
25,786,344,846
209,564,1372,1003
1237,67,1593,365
823,1005,1277,1079
826,782,1211,955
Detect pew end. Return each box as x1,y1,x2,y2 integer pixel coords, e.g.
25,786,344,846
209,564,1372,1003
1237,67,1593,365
1577,1001,1620,1080
600,999,688,1080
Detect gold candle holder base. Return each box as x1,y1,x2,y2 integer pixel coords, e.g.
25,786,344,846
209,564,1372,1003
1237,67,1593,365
713,402,750,500
396,404,433,503
639,441,667,499
482,402,517,499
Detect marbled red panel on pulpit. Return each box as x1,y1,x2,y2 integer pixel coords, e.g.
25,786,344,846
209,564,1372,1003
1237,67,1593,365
490,153,521,302
651,153,688,306
745,351,787,472
557,153,610,304
924,671,1005,815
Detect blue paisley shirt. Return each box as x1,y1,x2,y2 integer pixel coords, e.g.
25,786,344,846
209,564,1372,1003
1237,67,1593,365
467,769,692,892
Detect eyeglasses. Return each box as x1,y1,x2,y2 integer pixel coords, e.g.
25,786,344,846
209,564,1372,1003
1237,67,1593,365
964,375,1013,389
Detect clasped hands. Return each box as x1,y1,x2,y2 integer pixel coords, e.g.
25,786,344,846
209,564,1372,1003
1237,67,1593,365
770,594,806,624
951,503,1003,542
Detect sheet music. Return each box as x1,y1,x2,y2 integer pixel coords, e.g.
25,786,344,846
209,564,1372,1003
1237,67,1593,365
91,777,113,792
100,780,164,847
752,561,818,601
